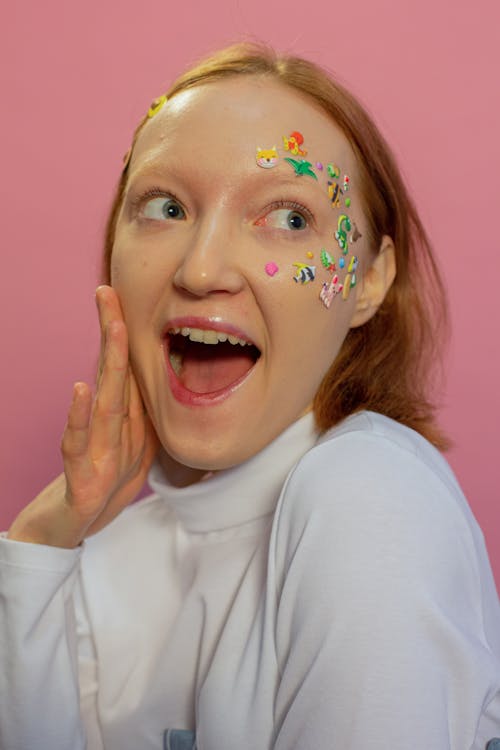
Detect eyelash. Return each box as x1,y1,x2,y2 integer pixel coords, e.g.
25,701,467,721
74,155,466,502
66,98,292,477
130,187,184,217
262,199,315,226
129,190,315,229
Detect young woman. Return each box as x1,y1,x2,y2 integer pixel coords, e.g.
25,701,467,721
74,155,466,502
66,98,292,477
1,44,499,750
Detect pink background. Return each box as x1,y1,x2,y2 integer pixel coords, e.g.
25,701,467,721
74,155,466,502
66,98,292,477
1,1,499,586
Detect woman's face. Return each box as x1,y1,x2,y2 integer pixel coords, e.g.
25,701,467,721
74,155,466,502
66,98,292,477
112,76,370,470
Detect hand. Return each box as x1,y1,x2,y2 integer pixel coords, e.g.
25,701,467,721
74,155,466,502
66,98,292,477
7,286,158,548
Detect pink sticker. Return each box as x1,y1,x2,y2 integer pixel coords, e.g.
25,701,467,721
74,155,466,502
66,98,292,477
265,262,279,277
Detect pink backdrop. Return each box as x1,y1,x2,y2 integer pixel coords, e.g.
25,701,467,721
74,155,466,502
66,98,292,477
1,1,499,587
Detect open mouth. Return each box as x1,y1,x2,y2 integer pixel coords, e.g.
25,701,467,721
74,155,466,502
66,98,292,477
165,326,261,397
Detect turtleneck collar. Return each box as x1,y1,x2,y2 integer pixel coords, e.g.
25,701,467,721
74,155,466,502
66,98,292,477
147,413,319,533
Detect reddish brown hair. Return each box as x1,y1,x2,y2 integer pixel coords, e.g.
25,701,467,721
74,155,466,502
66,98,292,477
103,43,449,448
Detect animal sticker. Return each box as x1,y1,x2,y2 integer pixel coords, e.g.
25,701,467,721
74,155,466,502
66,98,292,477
293,263,316,284
335,214,352,253
284,158,318,180
283,131,307,156
327,181,343,207
320,275,343,308
256,146,279,169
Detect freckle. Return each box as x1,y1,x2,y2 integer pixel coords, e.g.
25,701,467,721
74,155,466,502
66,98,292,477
142,260,149,268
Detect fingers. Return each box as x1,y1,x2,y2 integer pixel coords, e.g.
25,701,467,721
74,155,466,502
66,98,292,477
95,285,125,381
91,318,129,456
61,382,92,460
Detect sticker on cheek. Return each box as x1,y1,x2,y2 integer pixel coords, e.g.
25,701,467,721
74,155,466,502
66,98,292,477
320,275,343,308
320,249,336,272
343,174,350,192
347,255,359,273
316,162,323,171
256,146,279,169
335,214,352,253
351,223,362,243
293,263,316,283
284,157,318,180
283,131,307,156
306,251,314,259
265,262,279,277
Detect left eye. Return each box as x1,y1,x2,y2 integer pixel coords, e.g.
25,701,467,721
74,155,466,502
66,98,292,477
142,196,186,221
261,208,309,231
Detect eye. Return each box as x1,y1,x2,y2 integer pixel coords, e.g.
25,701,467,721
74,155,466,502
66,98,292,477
258,204,311,231
142,196,186,221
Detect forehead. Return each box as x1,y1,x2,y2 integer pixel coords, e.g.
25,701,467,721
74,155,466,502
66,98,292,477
129,76,354,178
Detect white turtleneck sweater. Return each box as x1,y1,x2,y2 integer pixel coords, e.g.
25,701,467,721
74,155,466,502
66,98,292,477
1,411,500,750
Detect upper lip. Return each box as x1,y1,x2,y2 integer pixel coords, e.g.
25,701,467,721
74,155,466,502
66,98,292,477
161,316,259,348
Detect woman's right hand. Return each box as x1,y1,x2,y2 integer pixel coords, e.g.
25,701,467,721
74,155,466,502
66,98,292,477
7,286,158,549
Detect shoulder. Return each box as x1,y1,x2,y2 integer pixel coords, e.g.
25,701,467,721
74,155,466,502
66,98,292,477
272,412,482,602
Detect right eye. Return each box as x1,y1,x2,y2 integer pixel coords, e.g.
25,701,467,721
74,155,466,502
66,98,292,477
142,196,186,221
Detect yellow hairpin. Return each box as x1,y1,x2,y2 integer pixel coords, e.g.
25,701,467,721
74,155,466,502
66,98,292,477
147,94,168,119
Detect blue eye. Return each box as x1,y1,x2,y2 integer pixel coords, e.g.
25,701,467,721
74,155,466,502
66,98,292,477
262,207,309,231
142,196,186,221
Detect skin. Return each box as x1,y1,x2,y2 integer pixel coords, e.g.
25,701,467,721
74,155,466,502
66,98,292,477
8,76,395,548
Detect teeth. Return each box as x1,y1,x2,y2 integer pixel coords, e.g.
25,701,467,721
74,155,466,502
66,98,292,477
169,350,182,375
169,326,250,346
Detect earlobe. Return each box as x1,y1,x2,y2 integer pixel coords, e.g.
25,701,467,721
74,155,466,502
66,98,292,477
349,235,396,328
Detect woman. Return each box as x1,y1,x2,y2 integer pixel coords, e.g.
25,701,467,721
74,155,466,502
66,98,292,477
1,43,499,750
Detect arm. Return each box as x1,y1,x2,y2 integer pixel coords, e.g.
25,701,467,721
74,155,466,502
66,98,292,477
1,286,157,748
271,432,499,749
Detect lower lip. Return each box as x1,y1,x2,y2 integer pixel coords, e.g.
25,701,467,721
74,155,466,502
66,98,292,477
163,340,256,407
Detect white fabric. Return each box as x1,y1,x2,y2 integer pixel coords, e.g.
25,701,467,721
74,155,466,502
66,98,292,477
1,411,499,750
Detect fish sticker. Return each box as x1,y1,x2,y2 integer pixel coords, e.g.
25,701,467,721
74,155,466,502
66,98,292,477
327,181,343,207
293,263,316,284
284,158,318,180
335,214,352,253
256,146,279,169
283,131,307,156
320,275,343,308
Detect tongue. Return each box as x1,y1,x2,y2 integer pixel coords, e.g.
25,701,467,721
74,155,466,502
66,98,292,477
180,341,256,394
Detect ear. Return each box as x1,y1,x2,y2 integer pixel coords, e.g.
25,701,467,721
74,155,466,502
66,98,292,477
349,235,396,328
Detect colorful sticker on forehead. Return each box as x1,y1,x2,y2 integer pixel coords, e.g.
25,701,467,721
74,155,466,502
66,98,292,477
256,147,279,169
284,158,318,180
327,164,341,179
147,94,168,119
283,131,307,156
292,263,316,283
327,181,343,207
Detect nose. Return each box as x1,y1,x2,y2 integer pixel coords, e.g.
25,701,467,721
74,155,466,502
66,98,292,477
173,212,245,298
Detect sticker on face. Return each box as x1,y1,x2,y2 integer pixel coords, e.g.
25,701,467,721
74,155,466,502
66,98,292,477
284,158,318,180
256,146,279,169
351,222,362,243
293,263,316,283
327,181,343,207
320,275,343,308
283,131,307,156
327,164,341,179
335,214,352,253
265,262,279,276
320,249,336,272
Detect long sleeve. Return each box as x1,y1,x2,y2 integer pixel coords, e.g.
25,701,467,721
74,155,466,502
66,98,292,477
0,535,100,750
270,429,500,749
